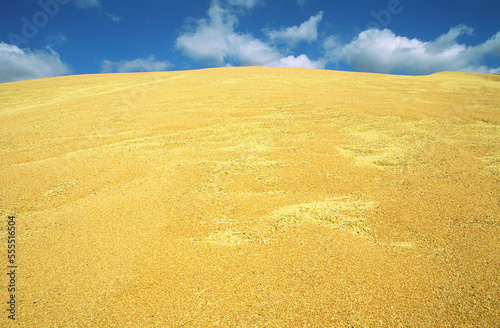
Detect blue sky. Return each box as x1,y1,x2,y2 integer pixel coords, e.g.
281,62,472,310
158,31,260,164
1,0,499,83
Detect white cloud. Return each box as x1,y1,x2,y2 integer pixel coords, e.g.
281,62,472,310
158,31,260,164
176,3,324,69
267,54,326,69
297,0,307,6
47,33,69,45
324,25,500,74
74,0,101,9
176,4,240,65
0,43,71,83
228,0,261,9
106,13,121,23
101,55,172,73
233,37,282,66
474,30,500,57
267,12,323,45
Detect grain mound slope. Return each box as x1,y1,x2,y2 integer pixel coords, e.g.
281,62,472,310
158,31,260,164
1,67,499,327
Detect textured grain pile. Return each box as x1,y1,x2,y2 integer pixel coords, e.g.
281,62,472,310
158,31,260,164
1,67,499,327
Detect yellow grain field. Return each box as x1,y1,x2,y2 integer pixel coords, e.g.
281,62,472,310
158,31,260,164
1,67,499,326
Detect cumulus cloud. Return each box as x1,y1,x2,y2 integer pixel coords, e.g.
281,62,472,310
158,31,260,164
101,55,172,73
74,0,101,9
473,30,500,57
267,54,326,69
0,43,71,83
176,3,324,69
176,4,240,65
266,12,323,45
324,25,500,74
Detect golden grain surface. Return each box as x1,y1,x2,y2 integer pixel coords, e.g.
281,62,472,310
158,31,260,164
1,67,499,327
